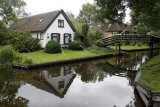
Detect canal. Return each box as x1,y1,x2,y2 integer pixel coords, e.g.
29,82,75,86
0,51,155,107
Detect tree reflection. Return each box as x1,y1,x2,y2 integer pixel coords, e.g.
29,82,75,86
75,61,107,83
73,60,136,87
106,51,149,70
0,68,28,107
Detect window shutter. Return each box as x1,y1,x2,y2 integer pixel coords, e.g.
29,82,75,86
58,34,60,43
69,34,72,43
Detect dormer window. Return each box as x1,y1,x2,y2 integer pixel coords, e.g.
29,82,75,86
58,19,64,28
36,17,44,25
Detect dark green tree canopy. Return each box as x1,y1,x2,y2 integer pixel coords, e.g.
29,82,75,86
0,0,27,24
77,3,100,23
95,0,160,32
96,0,126,23
0,21,10,45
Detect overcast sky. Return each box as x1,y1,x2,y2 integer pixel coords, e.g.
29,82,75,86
24,0,130,23
25,0,93,16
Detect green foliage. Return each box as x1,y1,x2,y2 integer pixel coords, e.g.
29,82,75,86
88,29,104,44
140,54,160,91
82,24,89,36
9,31,41,53
81,24,90,47
96,0,125,23
45,40,62,54
23,58,33,64
74,24,90,48
95,0,160,32
0,0,27,24
68,41,83,50
95,40,105,47
0,46,15,64
0,21,10,46
0,45,22,66
77,3,100,23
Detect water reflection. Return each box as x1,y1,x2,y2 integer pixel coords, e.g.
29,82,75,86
107,51,150,70
0,69,28,107
0,51,151,107
41,66,76,98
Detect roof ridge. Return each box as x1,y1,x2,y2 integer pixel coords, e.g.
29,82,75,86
19,9,63,20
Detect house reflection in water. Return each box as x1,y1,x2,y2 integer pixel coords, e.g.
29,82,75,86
28,66,76,98
41,66,76,98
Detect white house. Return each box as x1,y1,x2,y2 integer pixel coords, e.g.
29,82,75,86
9,9,76,48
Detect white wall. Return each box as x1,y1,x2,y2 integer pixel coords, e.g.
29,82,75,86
32,13,75,48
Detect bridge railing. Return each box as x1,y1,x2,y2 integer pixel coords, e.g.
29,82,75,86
102,34,151,46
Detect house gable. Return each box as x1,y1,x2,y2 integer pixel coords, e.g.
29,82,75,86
9,10,76,33
43,10,76,33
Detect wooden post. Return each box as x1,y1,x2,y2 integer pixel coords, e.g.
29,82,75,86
150,36,154,58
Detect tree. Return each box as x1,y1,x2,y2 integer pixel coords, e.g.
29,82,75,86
81,24,90,47
0,21,10,45
74,24,90,48
95,0,160,32
0,0,27,24
77,3,100,23
66,12,75,20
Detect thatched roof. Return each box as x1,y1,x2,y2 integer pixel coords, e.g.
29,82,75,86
90,22,137,33
90,22,124,32
9,9,76,32
106,23,124,32
124,25,137,33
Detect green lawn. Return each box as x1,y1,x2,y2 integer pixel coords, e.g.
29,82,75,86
140,55,160,92
22,48,115,64
110,45,149,50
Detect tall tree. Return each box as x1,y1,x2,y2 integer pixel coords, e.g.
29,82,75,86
95,0,160,32
66,12,75,20
0,0,27,24
77,3,100,23
0,21,10,45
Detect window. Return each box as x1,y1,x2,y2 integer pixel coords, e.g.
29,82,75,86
51,33,60,43
58,19,64,28
64,66,72,75
40,34,44,40
64,33,71,44
58,81,64,89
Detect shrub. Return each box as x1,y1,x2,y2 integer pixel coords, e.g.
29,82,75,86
68,41,83,50
45,40,62,53
0,45,22,66
23,58,33,64
88,29,104,44
9,31,41,53
95,40,105,47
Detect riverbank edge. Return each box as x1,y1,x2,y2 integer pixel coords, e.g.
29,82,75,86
121,48,160,52
135,82,160,107
12,53,123,70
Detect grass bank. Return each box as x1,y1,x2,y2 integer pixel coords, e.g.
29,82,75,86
22,48,115,64
110,45,149,50
140,55,160,92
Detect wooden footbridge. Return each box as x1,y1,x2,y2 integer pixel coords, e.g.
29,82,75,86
102,34,160,57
